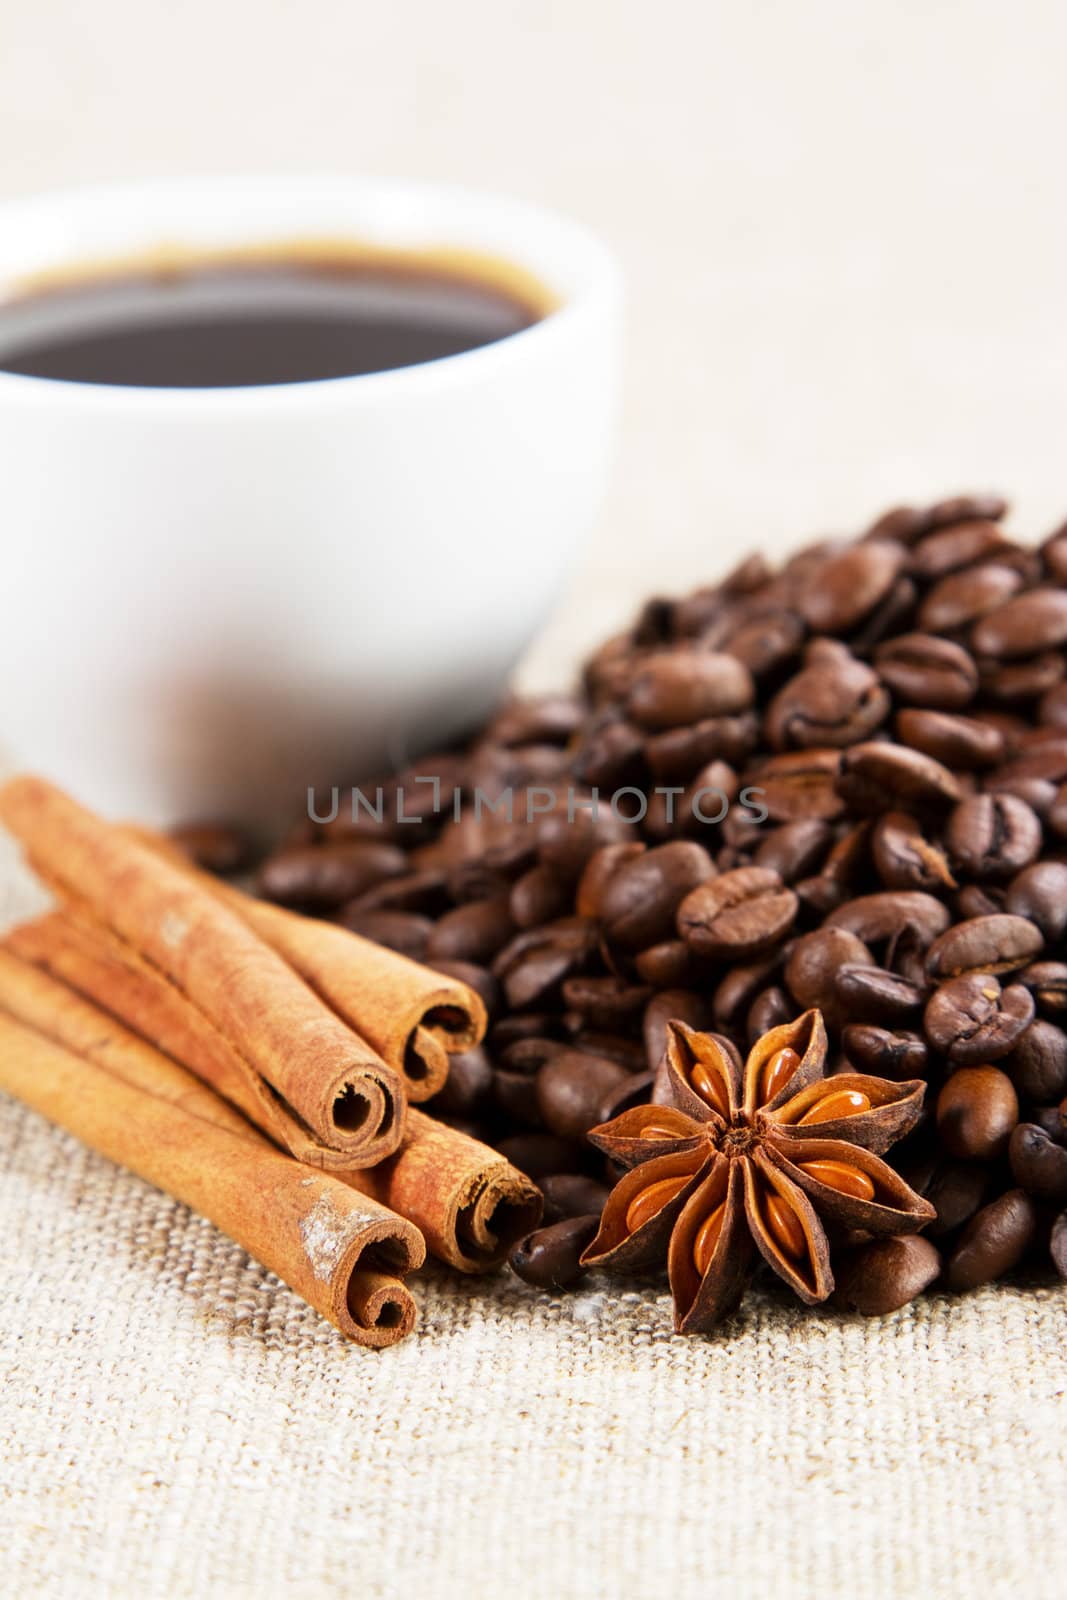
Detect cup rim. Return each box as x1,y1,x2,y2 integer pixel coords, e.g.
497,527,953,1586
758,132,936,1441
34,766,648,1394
0,173,623,408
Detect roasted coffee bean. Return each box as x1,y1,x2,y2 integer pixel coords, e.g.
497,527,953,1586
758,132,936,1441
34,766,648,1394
752,819,834,884
796,540,906,635
722,611,805,678
785,927,874,1027
748,749,845,823
493,918,600,1009
945,1190,1037,1290
598,841,714,952
597,1071,655,1124
923,1162,994,1238
575,843,646,919
1008,1122,1067,1203
425,895,515,966
426,959,501,1019
334,907,433,960
971,587,1067,659
836,742,962,815
539,1174,611,1225
495,1133,581,1179
1004,861,1067,942
954,885,1005,920
864,504,929,544
535,805,632,878
923,974,1035,1064
1003,1020,1067,1103
570,715,646,789
926,493,1009,528
917,562,1024,633
936,1067,1019,1161
1032,1104,1067,1141
945,794,1042,882
510,863,576,929
491,1068,544,1126
486,693,584,749
1039,681,1067,726
535,1050,630,1141
911,520,1014,580
743,984,792,1044
841,1025,929,1080
979,651,1067,703
643,990,709,1071
560,976,651,1030
676,866,798,960
871,811,956,893
875,633,978,710
826,891,951,950
1051,1211,1067,1280
259,840,406,908
644,713,760,783
764,655,890,750
566,1031,647,1072
498,1037,565,1077
1051,782,1067,839
830,1235,941,1314
632,939,699,987
490,1013,568,1051
712,955,783,1029
432,1047,493,1116
847,576,920,655
1019,961,1067,1019
508,1215,600,1290
168,819,254,876
351,867,452,917
627,650,755,729
833,964,924,1026
895,709,1005,770
925,914,1044,980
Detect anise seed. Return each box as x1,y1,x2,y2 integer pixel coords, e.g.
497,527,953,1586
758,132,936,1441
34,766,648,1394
760,1046,801,1103
639,1118,687,1140
762,1187,807,1260
797,1158,876,1201
625,1174,689,1234
798,1088,872,1125
692,1202,726,1275
690,1059,730,1116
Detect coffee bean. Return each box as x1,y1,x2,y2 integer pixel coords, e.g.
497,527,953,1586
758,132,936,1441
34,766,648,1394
917,562,1024,633
923,1161,994,1237
259,839,406,908
926,493,1009,529
723,611,806,678
632,939,699,987
765,655,890,750
895,709,1005,770
567,1031,647,1073
643,989,709,1072
752,819,834,883
945,1190,1037,1290
424,895,515,966
493,918,600,1009
785,927,874,1026
1005,861,1067,942
936,1067,1019,1160
509,1215,600,1290
945,794,1042,881
979,651,1067,703
837,742,962,815
826,891,951,950
598,1071,655,1124
627,650,755,729
351,868,451,917
1004,1020,1067,1103
495,1134,581,1179
539,1174,611,1225
491,1069,544,1126
432,1047,493,1116
923,974,1035,1064
535,1050,630,1141
1019,961,1067,1020
748,749,845,823
560,976,651,1030
575,843,646,919
925,914,1044,980
599,841,715,952
871,811,956,893
972,588,1067,659
830,1235,941,1314
335,907,433,960
510,864,572,929
1008,1122,1067,1203
842,1024,929,1080
746,984,793,1043
1051,1211,1067,1280
875,633,979,710
797,540,906,635
911,520,1014,580
570,715,646,789
676,866,798,960
833,964,924,1025
644,713,760,783
426,959,501,1019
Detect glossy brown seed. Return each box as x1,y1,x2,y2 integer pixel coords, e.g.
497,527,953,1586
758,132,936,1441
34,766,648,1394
831,1236,942,1314
1003,1020,1067,1103
1008,1123,1067,1203
945,1190,1037,1291
692,1203,727,1276
335,907,433,961
972,588,1067,659
917,562,1024,633
796,1159,876,1200
259,840,406,908
797,540,906,635
425,895,515,965
760,1046,801,1104
1051,1212,1067,1280
1005,862,1067,942
836,742,962,815
936,1067,1019,1161
748,749,845,823
509,1215,600,1290
599,841,715,952
923,974,1035,1064
627,650,755,729
626,1175,691,1235
785,927,874,1028
798,1089,872,1126
495,1134,582,1179
874,633,979,710
677,867,798,960
842,1026,929,1081
895,709,1005,770
871,811,956,893
539,1174,611,1225
575,843,646,919
945,794,1042,881
923,1162,994,1238
910,520,1013,579
765,657,890,750
925,914,1044,980
169,819,254,876
536,1051,630,1141
690,1059,731,1117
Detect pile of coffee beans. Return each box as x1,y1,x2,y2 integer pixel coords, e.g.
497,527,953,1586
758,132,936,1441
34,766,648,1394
233,493,1067,1315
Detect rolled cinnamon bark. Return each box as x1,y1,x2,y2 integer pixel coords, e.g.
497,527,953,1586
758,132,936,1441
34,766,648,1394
133,826,487,1101
0,993,424,1347
0,776,405,1169
348,1110,543,1273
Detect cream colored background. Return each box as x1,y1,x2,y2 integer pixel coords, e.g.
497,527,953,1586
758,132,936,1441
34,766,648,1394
2,4,1066,1597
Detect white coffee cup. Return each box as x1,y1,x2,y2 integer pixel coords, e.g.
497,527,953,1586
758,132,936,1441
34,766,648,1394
0,176,622,826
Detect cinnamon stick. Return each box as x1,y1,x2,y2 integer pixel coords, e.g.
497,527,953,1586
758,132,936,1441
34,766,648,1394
0,776,406,1170
133,826,486,1101
0,968,425,1346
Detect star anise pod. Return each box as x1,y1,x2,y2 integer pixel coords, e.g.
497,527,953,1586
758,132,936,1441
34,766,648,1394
581,1010,935,1332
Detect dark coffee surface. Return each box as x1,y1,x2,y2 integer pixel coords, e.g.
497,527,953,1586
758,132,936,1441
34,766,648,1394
0,253,541,387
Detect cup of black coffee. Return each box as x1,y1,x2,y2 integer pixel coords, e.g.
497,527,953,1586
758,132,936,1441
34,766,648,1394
0,176,622,823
